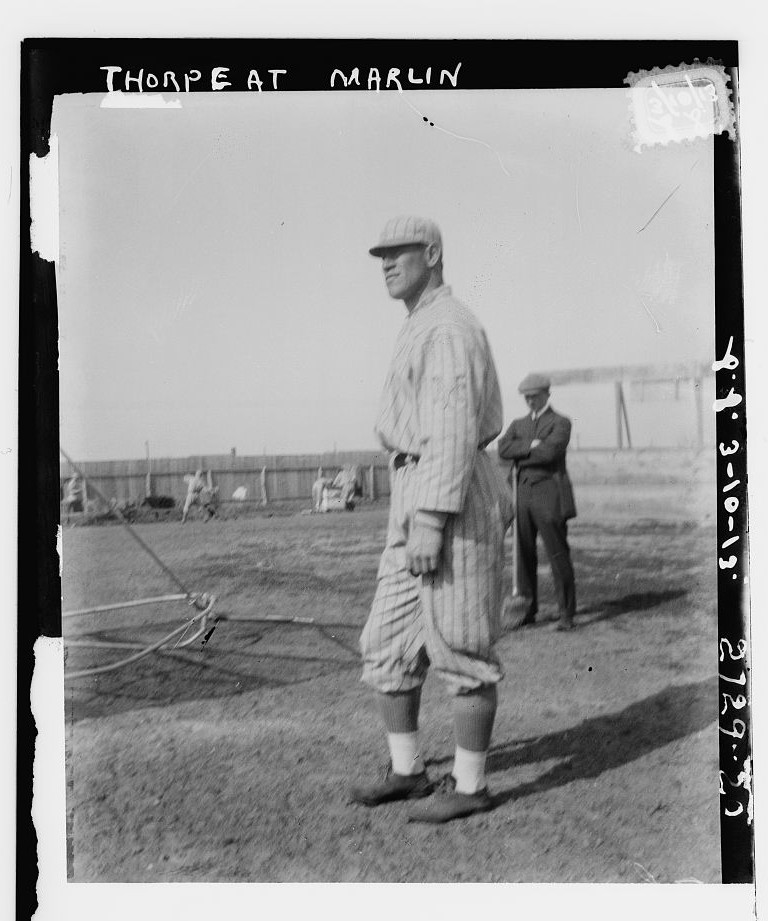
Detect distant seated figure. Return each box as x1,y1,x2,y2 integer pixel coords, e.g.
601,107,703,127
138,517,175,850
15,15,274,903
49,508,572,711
320,465,362,512
312,475,334,513
332,469,355,508
62,475,83,513
181,470,206,523
62,475,83,523
332,465,363,508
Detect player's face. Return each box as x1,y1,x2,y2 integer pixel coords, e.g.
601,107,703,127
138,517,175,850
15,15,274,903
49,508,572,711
380,244,431,304
524,390,549,413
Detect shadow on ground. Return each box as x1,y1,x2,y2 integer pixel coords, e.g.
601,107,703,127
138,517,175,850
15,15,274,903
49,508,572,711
65,620,362,721
426,677,715,803
579,588,689,624
501,588,690,632
496,677,714,802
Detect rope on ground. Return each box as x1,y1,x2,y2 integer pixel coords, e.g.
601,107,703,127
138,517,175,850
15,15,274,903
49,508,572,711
65,593,215,681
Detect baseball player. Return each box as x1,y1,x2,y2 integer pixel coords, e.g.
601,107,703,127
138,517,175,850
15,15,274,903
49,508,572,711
498,374,577,630
350,216,513,824
181,470,206,524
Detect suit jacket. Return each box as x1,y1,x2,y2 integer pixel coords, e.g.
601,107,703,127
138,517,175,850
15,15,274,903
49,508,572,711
497,406,577,520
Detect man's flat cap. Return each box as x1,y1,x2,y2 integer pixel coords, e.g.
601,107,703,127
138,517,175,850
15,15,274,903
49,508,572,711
369,216,442,256
518,372,551,394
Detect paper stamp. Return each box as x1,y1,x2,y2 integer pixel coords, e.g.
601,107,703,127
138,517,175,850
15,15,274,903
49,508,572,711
625,61,735,151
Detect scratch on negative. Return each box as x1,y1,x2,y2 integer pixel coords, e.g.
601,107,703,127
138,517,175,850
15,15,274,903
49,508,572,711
636,183,681,234
636,157,700,235
402,97,511,178
172,619,195,649
639,295,662,333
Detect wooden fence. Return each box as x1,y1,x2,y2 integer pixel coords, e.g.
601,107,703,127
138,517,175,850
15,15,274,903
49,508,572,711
59,446,708,510
59,451,394,507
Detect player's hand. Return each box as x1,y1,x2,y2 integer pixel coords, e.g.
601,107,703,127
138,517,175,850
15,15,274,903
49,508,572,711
406,523,444,576
530,438,541,448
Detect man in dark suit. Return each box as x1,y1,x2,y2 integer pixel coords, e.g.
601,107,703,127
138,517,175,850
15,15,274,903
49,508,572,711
498,373,577,631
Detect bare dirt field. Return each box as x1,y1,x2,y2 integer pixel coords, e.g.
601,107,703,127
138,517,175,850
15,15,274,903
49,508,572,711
62,450,720,883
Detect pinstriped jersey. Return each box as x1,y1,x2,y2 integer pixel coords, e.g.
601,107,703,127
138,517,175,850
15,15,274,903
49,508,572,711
375,285,504,514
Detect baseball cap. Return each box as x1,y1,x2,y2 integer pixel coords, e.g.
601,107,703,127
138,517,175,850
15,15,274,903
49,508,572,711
369,216,442,256
518,372,551,394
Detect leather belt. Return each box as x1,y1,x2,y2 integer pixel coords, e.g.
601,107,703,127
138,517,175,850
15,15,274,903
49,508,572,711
393,448,487,469
393,452,419,470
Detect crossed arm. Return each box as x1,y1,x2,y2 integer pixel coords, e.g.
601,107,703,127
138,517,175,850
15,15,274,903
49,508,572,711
498,416,571,467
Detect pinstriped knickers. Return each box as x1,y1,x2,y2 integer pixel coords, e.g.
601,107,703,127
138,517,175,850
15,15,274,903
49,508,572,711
360,451,513,696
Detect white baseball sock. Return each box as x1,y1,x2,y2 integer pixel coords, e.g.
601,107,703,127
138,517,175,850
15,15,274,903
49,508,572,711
387,732,425,776
452,746,488,794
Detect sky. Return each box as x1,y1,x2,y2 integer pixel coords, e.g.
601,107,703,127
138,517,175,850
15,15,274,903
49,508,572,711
53,88,715,460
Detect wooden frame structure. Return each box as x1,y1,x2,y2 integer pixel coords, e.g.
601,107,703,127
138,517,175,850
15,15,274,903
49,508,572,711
543,360,713,450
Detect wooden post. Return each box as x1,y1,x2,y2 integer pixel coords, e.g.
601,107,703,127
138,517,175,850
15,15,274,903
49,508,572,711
694,377,704,449
260,466,268,506
145,441,152,498
614,381,624,450
619,384,632,449
206,469,214,490
369,464,376,501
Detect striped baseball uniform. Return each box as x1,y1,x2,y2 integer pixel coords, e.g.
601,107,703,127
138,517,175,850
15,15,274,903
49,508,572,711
361,285,513,695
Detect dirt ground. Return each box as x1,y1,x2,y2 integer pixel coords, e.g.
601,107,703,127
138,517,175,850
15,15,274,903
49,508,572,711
62,450,721,883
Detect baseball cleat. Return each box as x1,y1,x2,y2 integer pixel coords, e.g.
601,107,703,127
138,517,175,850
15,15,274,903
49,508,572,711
349,764,433,807
407,774,494,824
